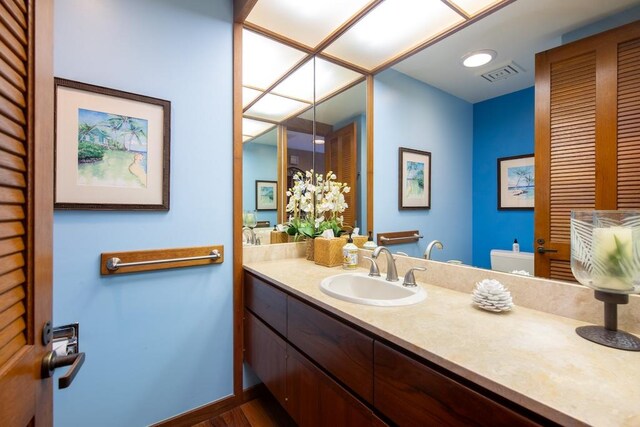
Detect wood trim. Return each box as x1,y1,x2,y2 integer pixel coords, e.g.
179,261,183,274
151,384,267,427
534,51,552,278
366,75,374,234
233,21,244,402
32,0,54,424
233,0,258,24
595,41,618,209
276,125,287,224
99,245,224,275
314,52,370,76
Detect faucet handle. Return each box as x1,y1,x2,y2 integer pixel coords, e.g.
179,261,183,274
403,267,426,287
363,256,380,277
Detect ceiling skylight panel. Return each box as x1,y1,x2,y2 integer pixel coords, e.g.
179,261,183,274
245,92,310,122
315,58,363,100
271,59,315,103
246,0,376,49
243,87,263,108
243,118,275,137
242,29,307,90
322,0,464,70
448,0,503,16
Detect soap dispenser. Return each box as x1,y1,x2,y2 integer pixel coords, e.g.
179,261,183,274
343,232,358,270
363,231,377,250
512,239,520,253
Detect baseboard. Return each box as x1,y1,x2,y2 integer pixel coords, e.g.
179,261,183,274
151,383,267,427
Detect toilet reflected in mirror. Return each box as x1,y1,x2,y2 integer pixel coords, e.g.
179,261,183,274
490,249,534,276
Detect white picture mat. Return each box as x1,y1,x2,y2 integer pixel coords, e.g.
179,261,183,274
401,151,430,208
56,86,165,205
257,181,277,210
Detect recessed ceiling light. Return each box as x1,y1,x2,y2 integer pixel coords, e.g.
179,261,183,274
462,50,496,68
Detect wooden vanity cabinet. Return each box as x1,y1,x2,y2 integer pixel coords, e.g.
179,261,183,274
374,342,540,427
287,296,373,403
244,273,383,426
244,310,287,404
286,345,380,426
243,271,546,426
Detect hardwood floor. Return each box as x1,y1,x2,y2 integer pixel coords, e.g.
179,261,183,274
193,395,296,427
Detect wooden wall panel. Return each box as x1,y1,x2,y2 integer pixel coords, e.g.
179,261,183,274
0,0,28,373
549,52,597,244
617,38,640,209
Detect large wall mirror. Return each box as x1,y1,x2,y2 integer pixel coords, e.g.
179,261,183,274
241,28,367,245
237,0,640,279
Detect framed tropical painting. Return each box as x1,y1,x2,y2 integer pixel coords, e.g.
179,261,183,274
497,154,534,210
399,147,431,210
256,180,277,211
54,78,171,210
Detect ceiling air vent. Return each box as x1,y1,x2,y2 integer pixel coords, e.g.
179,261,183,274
480,61,524,83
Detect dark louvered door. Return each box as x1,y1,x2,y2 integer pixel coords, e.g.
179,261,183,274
0,1,54,426
535,22,640,281
325,122,357,228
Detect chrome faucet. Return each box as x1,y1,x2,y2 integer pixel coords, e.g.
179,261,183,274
372,246,398,282
424,240,443,260
242,226,257,245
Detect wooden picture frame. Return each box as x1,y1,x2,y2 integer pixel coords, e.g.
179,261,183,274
256,180,277,211
497,154,534,210
54,78,171,210
399,147,431,210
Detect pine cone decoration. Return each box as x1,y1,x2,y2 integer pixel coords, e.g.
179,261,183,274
472,279,513,312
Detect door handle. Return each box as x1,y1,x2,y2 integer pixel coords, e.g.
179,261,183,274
537,246,558,254
42,351,85,389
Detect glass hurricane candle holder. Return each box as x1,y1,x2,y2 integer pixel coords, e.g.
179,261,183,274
570,210,640,351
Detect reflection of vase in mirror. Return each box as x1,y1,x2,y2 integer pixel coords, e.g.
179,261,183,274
245,210,257,229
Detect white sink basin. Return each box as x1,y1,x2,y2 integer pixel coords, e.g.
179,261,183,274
320,272,426,307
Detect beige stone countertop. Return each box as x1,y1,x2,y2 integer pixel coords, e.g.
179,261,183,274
244,258,640,427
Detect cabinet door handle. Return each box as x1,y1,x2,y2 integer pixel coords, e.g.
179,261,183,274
42,351,85,389
537,246,558,254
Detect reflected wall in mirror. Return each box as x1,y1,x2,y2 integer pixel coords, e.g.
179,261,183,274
237,0,640,276
371,1,640,278
241,27,366,244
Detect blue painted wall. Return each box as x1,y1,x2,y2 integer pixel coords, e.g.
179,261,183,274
472,87,534,269
374,70,473,262
243,143,277,226
53,1,233,425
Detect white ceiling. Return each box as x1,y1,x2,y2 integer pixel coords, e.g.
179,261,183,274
392,0,640,103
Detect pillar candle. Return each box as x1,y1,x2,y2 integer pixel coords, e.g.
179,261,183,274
592,226,634,291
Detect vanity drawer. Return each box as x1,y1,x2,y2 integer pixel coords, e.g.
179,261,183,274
374,342,541,427
244,310,287,405
244,272,287,336
287,296,373,403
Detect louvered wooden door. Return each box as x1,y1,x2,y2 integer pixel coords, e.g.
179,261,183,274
0,1,54,426
325,122,357,228
534,21,640,281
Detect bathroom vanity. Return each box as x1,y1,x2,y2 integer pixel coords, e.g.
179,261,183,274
243,256,640,426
